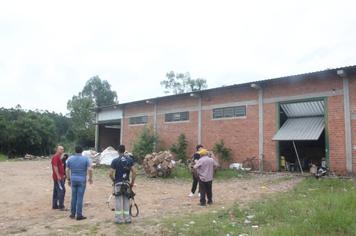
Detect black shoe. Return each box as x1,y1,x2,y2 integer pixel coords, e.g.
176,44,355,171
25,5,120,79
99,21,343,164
59,207,68,211
69,214,75,219
52,207,59,210
76,216,87,221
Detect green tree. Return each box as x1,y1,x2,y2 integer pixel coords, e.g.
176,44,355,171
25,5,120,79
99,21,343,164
170,133,188,163
67,76,118,148
213,139,232,168
82,76,118,107
160,71,208,94
132,126,157,163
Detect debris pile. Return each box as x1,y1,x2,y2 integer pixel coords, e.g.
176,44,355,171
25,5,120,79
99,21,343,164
22,154,50,160
143,151,176,177
82,150,100,165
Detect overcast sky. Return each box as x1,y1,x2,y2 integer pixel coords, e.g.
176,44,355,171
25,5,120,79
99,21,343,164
1,0,356,114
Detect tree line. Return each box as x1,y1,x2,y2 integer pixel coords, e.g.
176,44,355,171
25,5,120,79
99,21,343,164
0,72,207,157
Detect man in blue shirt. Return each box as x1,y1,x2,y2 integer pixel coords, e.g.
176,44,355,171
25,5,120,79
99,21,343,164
109,145,136,224
66,146,93,220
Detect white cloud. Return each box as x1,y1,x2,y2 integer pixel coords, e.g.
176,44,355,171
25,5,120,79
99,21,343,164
0,0,356,113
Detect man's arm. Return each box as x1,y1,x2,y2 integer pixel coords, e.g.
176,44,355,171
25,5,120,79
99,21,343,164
194,159,201,169
130,166,136,187
109,168,115,182
53,165,61,180
87,167,93,184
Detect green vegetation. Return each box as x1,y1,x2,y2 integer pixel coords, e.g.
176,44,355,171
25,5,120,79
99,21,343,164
0,76,118,157
170,133,188,164
170,163,249,181
213,139,232,167
162,178,356,236
132,126,157,163
67,76,118,148
0,107,69,156
0,153,7,161
160,71,207,94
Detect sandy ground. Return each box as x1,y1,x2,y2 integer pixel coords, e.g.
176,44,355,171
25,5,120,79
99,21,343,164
0,161,301,236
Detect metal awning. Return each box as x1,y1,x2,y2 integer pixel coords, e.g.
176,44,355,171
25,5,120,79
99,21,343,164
273,117,325,141
280,100,324,117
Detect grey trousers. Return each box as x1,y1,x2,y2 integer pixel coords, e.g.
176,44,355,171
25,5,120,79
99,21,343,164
115,195,131,223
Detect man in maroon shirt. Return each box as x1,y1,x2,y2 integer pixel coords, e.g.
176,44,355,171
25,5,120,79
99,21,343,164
51,146,65,210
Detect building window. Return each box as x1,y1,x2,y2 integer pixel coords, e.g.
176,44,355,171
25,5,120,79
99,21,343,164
165,111,189,122
129,116,148,125
213,106,246,119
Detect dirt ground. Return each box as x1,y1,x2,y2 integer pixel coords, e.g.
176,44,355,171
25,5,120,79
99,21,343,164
0,161,301,236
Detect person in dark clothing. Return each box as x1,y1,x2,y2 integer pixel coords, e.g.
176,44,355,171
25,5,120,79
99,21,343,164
62,153,69,177
188,144,204,197
61,153,69,203
109,145,137,224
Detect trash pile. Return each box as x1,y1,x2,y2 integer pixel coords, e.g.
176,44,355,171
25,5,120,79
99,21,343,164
143,151,176,177
97,147,119,166
82,150,100,165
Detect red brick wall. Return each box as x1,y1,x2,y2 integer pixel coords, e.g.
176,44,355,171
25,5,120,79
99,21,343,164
263,103,277,171
327,95,347,175
122,102,155,151
264,75,343,99
201,104,259,167
118,74,351,175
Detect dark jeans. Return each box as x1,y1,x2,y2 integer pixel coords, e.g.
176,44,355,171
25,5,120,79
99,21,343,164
191,174,199,194
199,180,212,205
70,180,86,217
52,180,65,209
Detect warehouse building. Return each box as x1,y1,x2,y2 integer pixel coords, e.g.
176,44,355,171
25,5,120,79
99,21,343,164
95,66,356,175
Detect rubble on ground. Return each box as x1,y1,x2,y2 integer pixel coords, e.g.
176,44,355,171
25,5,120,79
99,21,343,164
143,151,176,177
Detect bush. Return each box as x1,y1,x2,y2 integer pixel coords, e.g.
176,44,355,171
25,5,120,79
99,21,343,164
132,126,157,163
213,139,232,167
170,133,188,164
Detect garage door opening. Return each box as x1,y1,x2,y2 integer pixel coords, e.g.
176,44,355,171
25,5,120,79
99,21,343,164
98,122,121,152
273,100,327,173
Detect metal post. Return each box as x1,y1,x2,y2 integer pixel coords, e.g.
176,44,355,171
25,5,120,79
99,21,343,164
95,112,99,152
198,96,202,145
120,109,124,145
258,88,264,172
153,103,157,151
292,141,304,174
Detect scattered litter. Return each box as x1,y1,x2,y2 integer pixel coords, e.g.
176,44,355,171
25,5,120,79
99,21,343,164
212,220,217,224
252,225,259,229
189,221,195,225
239,234,249,236
244,219,251,224
246,215,255,219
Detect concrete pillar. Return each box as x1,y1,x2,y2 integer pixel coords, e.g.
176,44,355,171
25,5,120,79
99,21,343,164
343,77,353,175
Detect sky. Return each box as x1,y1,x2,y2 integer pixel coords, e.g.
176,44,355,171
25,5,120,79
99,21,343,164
1,0,356,114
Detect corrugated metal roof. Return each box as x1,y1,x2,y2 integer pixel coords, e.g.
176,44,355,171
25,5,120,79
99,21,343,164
281,100,325,117
273,117,325,141
96,64,356,109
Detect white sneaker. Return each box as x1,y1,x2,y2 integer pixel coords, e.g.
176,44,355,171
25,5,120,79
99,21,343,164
198,193,201,197
188,192,194,197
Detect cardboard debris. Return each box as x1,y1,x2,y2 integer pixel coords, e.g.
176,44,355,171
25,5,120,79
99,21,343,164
143,151,176,177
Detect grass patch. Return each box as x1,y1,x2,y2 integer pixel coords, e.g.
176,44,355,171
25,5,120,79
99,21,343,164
0,153,7,161
170,164,250,181
162,178,356,236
